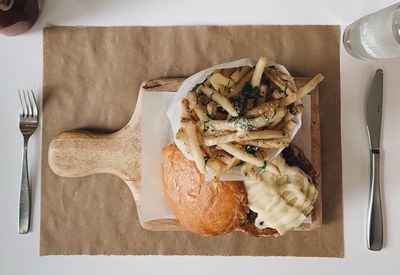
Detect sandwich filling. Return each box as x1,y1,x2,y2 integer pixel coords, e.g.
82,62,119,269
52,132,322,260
244,155,318,235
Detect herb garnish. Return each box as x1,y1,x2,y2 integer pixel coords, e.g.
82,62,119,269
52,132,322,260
241,82,260,99
287,103,296,115
245,145,258,155
261,75,270,87
193,83,201,93
261,161,267,170
230,96,243,114
278,80,289,96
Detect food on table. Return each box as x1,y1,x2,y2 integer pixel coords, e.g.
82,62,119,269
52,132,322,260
162,57,323,237
162,144,248,236
176,57,324,181
162,144,319,236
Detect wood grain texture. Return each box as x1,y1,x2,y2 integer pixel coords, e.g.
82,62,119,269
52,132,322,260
48,77,321,233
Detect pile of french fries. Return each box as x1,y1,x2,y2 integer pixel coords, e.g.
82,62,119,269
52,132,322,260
177,57,324,180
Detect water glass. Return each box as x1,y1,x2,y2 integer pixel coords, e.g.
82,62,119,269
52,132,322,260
343,2,400,59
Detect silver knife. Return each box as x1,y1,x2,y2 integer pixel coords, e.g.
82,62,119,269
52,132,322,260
366,69,384,251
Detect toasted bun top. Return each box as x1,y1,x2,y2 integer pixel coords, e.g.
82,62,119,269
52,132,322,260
161,144,248,236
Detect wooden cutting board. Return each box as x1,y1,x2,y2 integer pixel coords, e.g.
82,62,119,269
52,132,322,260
48,77,322,232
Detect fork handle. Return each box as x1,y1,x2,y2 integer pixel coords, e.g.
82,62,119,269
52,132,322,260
19,140,31,234
367,150,383,250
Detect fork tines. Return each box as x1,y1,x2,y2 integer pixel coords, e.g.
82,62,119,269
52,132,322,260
18,89,38,118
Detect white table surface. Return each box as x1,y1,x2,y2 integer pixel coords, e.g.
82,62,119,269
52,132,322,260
1,0,400,274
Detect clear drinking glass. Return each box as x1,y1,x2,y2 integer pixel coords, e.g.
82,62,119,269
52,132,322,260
343,2,400,59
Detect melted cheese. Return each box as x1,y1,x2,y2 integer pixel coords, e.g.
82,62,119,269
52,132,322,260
244,155,318,235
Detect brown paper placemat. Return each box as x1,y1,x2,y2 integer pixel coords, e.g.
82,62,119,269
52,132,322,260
41,25,343,257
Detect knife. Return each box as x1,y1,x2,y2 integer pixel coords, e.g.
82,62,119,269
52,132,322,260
366,69,384,251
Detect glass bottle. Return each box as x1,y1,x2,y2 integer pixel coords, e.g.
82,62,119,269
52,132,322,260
0,0,39,36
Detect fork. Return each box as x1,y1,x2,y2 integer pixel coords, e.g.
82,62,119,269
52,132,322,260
18,89,38,234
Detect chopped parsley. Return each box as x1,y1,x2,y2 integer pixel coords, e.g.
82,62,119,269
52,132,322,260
245,145,258,155
193,83,201,93
202,121,215,133
241,82,260,99
230,118,256,132
287,103,296,115
261,75,270,87
230,96,243,114
261,161,267,170
279,80,289,96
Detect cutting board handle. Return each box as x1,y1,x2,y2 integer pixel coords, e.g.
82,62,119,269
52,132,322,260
48,129,137,181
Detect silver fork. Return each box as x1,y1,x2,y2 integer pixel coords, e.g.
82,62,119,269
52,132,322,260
18,89,38,234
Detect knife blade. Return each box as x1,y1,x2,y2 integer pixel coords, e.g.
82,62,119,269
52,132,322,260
366,69,383,251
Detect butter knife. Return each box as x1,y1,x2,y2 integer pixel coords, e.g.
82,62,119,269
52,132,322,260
366,69,384,251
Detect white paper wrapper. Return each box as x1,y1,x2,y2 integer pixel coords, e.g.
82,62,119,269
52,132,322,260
166,58,301,180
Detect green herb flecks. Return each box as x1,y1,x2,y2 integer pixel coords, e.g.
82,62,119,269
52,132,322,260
245,145,258,155
230,118,256,132
279,80,289,96
230,96,243,114
261,161,267,170
241,82,260,99
261,75,270,87
204,156,210,164
287,103,296,115
193,83,202,93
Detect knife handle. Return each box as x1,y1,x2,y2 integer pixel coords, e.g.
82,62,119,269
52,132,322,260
367,150,383,251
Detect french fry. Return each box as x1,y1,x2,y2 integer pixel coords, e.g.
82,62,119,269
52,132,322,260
181,98,191,119
230,69,254,97
193,105,208,122
283,104,304,123
225,157,241,172
215,150,233,165
283,119,297,133
207,158,226,180
201,114,280,134
272,88,285,99
200,85,238,117
280,73,324,106
206,101,218,118
209,73,235,89
176,127,186,142
260,161,281,176
238,139,290,149
186,91,198,109
264,67,295,97
280,74,294,81
218,143,265,167
256,83,268,106
184,121,206,174
178,124,205,145
217,84,231,97
221,68,236,78
240,163,257,179
251,57,267,88
245,100,279,118
231,66,252,83
268,107,286,128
